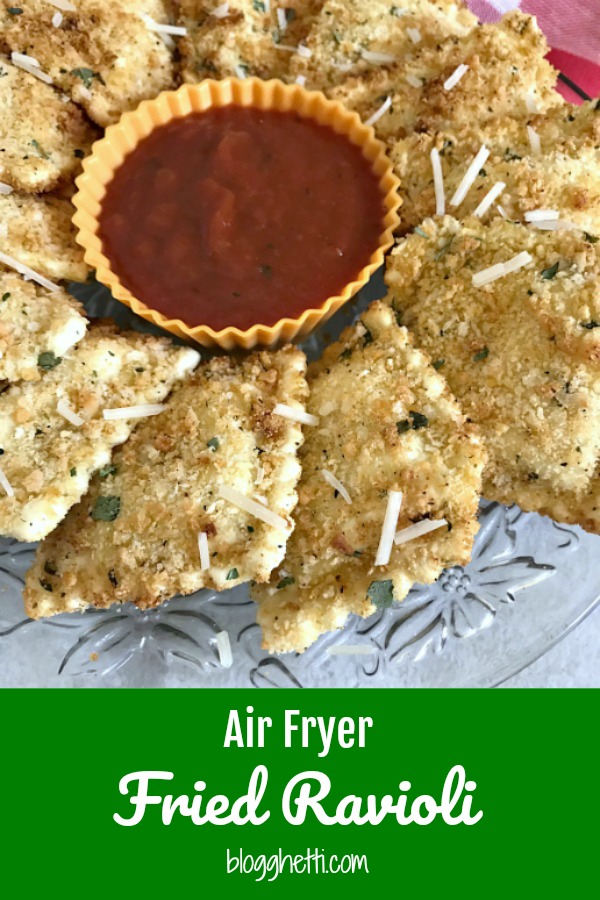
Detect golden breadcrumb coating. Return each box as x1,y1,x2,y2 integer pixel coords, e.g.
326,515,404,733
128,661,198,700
24,347,307,618
0,54,97,192
389,100,599,232
1,192,89,282
289,0,476,91
0,0,174,126
0,324,199,542
327,11,559,143
178,0,324,82
385,216,600,533
252,301,486,653
0,272,87,384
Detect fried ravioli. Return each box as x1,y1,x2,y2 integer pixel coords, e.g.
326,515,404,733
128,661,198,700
390,113,600,233
0,54,97,192
178,0,324,82
289,0,476,91
327,12,559,143
0,273,87,384
0,325,199,542
23,347,307,618
0,1,174,126
385,216,600,533
252,302,486,653
1,192,89,282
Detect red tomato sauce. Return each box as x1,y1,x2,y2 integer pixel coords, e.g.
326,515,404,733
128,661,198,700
98,107,385,332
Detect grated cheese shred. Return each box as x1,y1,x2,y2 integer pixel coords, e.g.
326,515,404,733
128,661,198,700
216,630,233,668
450,145,490,207
524,209,559,222
47,0,76,10
218,484,288,531
443,63,469,91
322,469,352,504
394,518,448,545
57,398,84,427
0,182,14,195
472,251,533,287
361,49,397,64
102,404,166,420
211,2,229,17
375,490,403,567
364,95,392,127
430,147,445,216
273,403,319,427
0,466,15,498
52,11,63,27
0,250,59,292
407,27,421,43
473,181,506,218
527,125,541,155
198,531,210,570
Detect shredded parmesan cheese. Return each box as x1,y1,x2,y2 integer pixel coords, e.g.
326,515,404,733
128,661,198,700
47,0,76,10
0,250,60,292
11,52,41,68
524,209,559,222
394,518,448,545
443,63,469,91
198,531,210,570
211,2,229,17
364,95,392,127
473,181,506,218
52,11,63,27
450,145,490,207
57,398,84,427
263,0,270,11
525,86,539,114
405,74,423,88
216,630,233,668
218,484,288,531
327,645,376,656
234,64,248,79
407,27,421,43
295,74,306,86
297,43,312,58
102,404,166,420
361,49,397,64
430,147,445,216
0,182,14,195
322,469,352,504
11,53,53,84
496,204,508,218
0,466,15,498
141,14,187,36
375,490,403,567
472,251,533,287
527,125,541,155
273,403,319,426
277,7,287,31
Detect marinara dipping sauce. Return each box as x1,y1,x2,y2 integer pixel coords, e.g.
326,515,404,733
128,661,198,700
98,107,385,332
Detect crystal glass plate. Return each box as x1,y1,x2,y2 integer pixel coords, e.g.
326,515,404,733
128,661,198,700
1,275,599,688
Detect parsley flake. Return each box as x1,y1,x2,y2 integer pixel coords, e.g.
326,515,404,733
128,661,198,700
91,495,121,522
414,226,430,239
70,467,77,477
7,7,23,15
98,464,117,478
473,347,489,362
584,232,599,244
207,437,220,451
1,292,10,302
580,320,600,330
277,576,295,589
252,0,266,10
38,351,62,370
541,262,559,280
367,579,394,608
432,359,445,370
70,67,104,89
226,567,239,581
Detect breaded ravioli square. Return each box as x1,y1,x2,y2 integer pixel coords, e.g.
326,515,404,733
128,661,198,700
0,1,174,126
178,0,324,82
289,0,476,91
0,55,97,193
0,325,199,542
23,347,308,618
385,216,600,533
327,12,559,145
1,192,89,283
252,302,486,653
0,272,87,383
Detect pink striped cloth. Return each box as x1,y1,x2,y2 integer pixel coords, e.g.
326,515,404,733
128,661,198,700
466,0,600,102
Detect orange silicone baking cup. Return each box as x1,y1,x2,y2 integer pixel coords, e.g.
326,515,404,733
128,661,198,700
72,79,401,351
